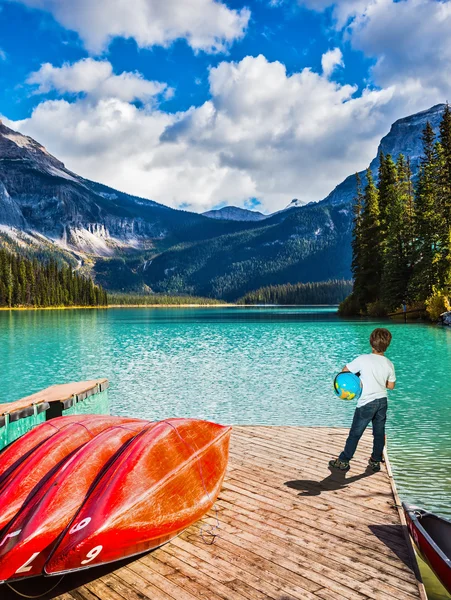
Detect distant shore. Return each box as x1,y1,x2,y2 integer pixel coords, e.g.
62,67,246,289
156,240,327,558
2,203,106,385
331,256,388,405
0,304,233,311
0,303,342,311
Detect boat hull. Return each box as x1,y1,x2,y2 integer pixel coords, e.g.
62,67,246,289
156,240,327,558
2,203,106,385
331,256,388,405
0,416,146,531
0,415,107,488
403,503,451,595
45,419,231,575
0,421,149,583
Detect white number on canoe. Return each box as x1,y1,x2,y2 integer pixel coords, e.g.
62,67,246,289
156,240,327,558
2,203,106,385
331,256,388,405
69,517,91,534
0,529,21,547
81,545,103,565
16,552,40,574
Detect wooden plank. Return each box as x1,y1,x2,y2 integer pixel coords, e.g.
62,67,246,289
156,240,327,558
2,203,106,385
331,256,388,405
0,379,108,414
383,449,428,600
35,426,422,600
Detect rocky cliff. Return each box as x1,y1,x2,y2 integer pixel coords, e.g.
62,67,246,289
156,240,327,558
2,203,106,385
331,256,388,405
321,104,445,206
0,104,446,298
0,119,212,255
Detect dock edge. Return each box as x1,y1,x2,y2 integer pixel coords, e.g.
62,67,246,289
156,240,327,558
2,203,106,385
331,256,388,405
383,448,429,600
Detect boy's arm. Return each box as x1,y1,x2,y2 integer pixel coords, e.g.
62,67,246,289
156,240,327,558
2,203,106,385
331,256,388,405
386,362,396,390
342,366,350,372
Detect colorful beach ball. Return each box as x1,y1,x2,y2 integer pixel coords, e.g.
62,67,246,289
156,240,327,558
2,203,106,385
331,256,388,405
334,372,362,401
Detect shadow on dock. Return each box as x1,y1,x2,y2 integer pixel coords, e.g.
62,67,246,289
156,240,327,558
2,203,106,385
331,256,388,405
0,554,149,600
285,465,376,496
369,524,414,570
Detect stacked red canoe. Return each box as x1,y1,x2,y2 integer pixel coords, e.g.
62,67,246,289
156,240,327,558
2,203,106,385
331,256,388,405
0,415,231,583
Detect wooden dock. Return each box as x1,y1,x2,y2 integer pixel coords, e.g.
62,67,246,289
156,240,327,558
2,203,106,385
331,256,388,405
4,426,426,600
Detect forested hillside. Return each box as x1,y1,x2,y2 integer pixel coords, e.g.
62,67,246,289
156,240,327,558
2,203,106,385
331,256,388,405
240,280,352,305
1,104,447,300
95,202,352,301
0,248,108,307
341,104,451,318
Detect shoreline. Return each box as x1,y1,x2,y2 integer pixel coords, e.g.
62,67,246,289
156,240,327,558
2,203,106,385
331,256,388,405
0,304,341,311
0,304,231,311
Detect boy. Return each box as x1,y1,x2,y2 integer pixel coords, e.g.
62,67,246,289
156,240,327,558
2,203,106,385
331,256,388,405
329,328,396,473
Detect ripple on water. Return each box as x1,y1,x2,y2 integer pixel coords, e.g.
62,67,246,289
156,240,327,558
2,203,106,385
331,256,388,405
1,307,450,519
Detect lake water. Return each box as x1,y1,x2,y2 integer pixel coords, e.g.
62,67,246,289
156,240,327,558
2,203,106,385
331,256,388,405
1,307,450,522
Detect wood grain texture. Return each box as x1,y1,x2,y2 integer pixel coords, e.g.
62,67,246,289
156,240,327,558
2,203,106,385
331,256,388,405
0,380,108,414
3,426,424,600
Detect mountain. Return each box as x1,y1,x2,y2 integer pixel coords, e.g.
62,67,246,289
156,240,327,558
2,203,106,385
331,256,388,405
0,119,353,298
284,198,308,210
0,119,245,256
322,103,446,206
131,202,352,300
203,206,267,222
0,104,445,299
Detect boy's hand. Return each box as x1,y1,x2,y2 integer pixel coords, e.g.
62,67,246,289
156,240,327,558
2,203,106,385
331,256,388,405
342,366,350,373
386,381,395,390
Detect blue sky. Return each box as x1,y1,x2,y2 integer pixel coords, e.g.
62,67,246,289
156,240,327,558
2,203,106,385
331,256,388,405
0,0,450,212
0,1,372,119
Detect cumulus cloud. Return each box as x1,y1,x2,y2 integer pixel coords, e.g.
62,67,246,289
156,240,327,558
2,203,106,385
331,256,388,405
347,0,451,93
11,0,250,54
297,0,370,27
299,0,451,100
321,48,344,78
4,1,451,214
5,54,401,213
27,59,169,103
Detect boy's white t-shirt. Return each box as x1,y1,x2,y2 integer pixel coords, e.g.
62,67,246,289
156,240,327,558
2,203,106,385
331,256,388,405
346,353,396,408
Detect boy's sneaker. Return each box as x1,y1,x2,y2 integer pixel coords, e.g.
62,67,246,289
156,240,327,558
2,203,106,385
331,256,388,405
368,457,381,472
329,458,350,472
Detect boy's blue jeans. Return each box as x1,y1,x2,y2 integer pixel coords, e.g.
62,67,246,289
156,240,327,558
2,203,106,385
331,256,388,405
339,397,387,463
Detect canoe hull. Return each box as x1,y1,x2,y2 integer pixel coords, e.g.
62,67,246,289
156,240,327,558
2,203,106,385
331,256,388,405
403,503,451,595
45,419,231,575
0,417,147,531
0,415,107,488
0,415,143,489
0,421,148,583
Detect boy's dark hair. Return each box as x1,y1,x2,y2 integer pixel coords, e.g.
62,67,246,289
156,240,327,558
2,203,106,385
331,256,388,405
370,328,392,353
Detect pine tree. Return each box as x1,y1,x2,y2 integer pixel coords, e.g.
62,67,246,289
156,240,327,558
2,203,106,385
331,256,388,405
411,123,441,299
358,168,382,307
381,154,413,309
377,151,391,253
0,249,108,308
351,173,365,307
437,103,451,287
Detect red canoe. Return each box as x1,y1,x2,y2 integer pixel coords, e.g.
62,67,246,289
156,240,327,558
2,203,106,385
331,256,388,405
0,421,149,583
45,418,231,575
0,416,144,531
403,503,451,595
0,414,107,488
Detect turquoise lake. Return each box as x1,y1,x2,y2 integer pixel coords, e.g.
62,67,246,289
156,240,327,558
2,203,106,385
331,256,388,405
1,306,450,520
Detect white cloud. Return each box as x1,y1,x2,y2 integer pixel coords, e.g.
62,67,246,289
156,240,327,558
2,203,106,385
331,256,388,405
11,0,250,54
347,0,451,93
299,0,451,100
5,0,451,214
27,59,169,103
321,47,344,78
0,48,6,61
5,54,401,213
297,0,370,27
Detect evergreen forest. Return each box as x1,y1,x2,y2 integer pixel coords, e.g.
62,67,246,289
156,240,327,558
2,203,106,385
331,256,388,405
240,280,352,305
340,104,451,319
0,248,108,308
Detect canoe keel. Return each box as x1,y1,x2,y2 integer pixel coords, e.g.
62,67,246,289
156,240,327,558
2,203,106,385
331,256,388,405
0,416,231,582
